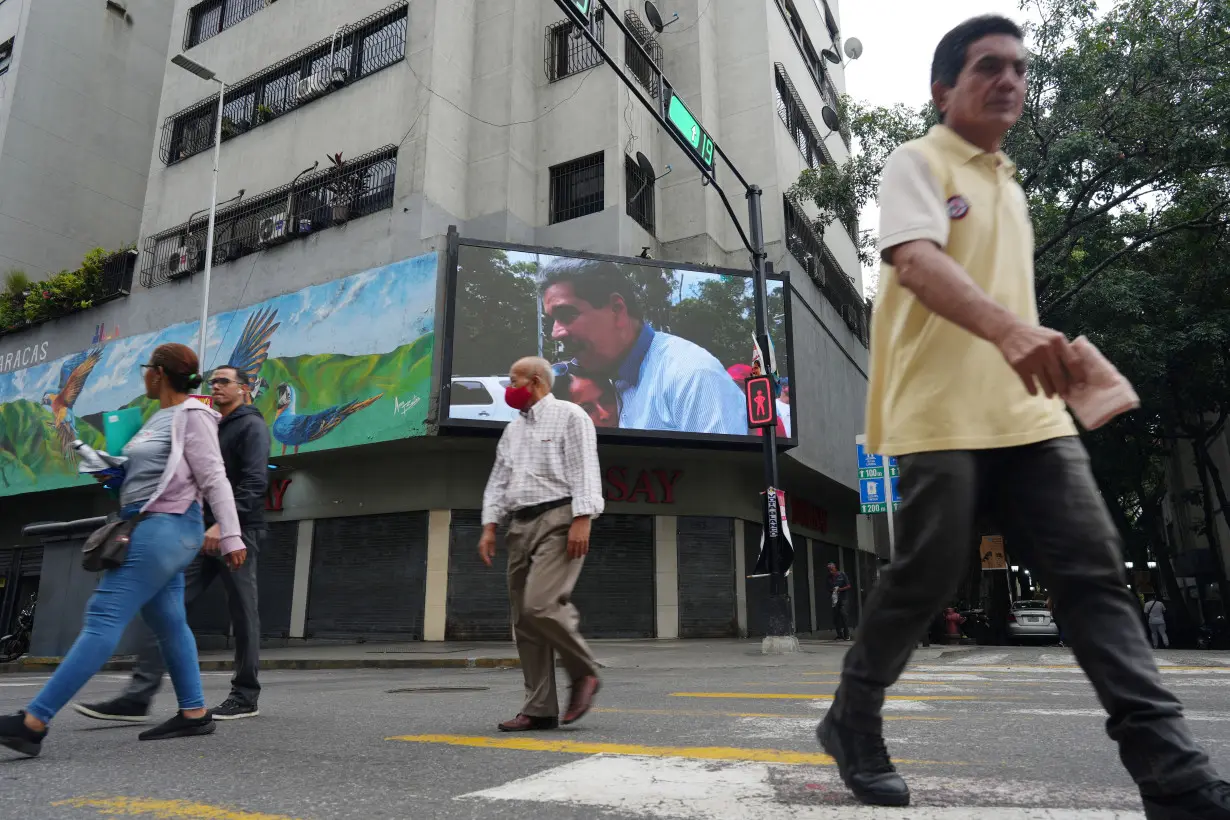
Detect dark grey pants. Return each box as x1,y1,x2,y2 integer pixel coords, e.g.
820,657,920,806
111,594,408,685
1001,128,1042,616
832,437,1216,795
123,528,263,708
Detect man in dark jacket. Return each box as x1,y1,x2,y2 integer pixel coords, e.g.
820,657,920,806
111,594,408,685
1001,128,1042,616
74,365,271,721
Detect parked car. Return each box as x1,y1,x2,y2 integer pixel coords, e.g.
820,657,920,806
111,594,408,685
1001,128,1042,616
1007,599,1059,644
449,376,519,423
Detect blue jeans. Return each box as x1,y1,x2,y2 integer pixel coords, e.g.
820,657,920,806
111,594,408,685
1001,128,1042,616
27,503,206,723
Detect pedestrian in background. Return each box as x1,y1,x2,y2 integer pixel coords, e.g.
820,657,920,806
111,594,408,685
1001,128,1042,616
0,344,246,758
1145,596,1170,649
75,363,270,724
826,563,852,640
817,15,1230,816
479,356,605,732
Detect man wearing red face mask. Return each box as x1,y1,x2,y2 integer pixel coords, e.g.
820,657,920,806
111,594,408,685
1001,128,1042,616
479,356,605,733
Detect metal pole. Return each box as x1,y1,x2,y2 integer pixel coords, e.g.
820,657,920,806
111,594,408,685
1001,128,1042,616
886,497,896,561
197,79,225,363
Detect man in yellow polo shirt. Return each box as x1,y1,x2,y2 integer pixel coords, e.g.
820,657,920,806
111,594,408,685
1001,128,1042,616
816,15,1228,818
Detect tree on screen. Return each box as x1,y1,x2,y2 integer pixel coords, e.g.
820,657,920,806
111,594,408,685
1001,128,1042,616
452,248,540,376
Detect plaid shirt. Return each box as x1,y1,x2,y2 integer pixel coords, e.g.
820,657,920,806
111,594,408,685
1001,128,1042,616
481,394,604,527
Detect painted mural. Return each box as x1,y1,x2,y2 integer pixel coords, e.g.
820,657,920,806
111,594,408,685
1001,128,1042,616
0,252,437,497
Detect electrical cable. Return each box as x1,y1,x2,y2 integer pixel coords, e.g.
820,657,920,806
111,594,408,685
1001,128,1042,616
662,0,714,35
206,250,262,371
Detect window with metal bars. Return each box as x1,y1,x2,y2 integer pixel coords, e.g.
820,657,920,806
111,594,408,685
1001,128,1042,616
162,3,408,165
0,38,12,76
141,145,398,289
623,10,661,98
774,64,830,171
773,0,850,149
783,195,867,345
184,0,266,50
625,155,655,235
550,153,604,225
545,10,604,82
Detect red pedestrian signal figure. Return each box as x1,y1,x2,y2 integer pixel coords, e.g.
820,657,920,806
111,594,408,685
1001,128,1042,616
746,375,776,428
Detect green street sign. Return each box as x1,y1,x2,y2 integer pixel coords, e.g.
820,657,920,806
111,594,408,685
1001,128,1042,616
889,466,900,478
861,502,887,514
665,90,715,171
858,467,885,480
569,0,590,14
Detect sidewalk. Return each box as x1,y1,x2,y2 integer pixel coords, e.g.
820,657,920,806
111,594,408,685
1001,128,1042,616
1,638,972,675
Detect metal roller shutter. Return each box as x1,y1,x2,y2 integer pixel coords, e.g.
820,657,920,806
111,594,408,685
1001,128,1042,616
677,517,737,638
744,520,769,637
257,522,298,639
572,514,654,638
793,535,812,633
18,546,42,576
446,510,511,640
306,512,428,639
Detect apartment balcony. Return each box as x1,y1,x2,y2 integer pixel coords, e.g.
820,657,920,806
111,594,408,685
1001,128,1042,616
0,249,137,338
783,196,869,346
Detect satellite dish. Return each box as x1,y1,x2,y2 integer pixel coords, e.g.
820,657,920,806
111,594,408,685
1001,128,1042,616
636,151,656,180
821,106,840,132
644,0,679,33
844,37,864,60
821,48,841,64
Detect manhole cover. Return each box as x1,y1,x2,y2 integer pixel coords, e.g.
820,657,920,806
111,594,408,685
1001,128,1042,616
386,686,490,694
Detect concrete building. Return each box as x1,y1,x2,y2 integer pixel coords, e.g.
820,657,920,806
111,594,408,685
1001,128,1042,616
0,0,175,278
0,0,880,644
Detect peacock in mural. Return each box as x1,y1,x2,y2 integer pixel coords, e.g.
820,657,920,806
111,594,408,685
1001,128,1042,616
272,382,383,455
42,347,104,460
223,307,280,396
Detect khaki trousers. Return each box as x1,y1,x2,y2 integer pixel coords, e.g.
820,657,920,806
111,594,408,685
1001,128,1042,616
506,503,598,718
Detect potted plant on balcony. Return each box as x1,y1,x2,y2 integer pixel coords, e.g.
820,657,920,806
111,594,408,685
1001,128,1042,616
221,116,240,141
1,270,30,333
256,104,276,125
324,152,368,224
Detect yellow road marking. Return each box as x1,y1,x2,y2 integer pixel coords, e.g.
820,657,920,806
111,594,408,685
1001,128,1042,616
384,733,964,766
670,693,984,701
592,706,950,721
50,797,301,820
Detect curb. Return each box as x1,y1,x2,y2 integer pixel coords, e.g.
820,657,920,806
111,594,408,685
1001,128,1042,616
1,656,523,674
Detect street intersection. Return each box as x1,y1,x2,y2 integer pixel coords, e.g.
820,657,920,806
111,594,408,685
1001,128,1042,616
3,644,1230,819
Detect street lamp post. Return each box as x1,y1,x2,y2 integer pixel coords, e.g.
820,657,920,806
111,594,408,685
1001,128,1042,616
171,54,225,364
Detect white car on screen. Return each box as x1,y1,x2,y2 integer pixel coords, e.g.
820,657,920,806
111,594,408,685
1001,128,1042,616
449,376,519,422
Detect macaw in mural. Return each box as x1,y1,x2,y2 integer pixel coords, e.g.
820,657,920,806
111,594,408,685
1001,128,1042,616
272,383,383,455
41,346,104,460
224,307,280,398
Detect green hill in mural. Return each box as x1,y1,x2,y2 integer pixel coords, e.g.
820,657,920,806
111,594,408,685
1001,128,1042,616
0,399,105,493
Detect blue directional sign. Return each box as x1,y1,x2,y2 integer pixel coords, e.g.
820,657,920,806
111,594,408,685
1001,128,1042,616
857,437,899,514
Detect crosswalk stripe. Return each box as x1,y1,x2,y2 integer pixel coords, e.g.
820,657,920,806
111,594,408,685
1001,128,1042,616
387,734,964,765
459,756,1141,819
592,707,950,721
670,693,984,701
50,797,300,819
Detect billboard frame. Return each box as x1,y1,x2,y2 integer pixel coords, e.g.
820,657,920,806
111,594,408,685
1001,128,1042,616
438,227,799,451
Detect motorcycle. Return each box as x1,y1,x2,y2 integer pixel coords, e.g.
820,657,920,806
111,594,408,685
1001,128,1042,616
1197,616,1228,650
0,594,36,663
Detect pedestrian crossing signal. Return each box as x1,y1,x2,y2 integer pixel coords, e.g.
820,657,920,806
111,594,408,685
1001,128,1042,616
745,375,776,428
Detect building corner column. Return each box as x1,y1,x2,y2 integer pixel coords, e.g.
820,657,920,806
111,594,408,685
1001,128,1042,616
654,516,679,639
289,519,315,639
423,509,452,641
734,519,748,638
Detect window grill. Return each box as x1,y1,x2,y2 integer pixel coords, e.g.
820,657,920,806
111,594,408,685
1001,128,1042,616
545,10,605,83
784,195,867,345
774,0,850,149
623,10,662,98
162,3,408,166
550,152,605,225
184,0,266,50
141,145,398,289
0,38,12,76
625,154,655,235
774,64,831,170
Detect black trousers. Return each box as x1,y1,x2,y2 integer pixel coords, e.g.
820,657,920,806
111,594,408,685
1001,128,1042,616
832,437,1215,795
123,528,263,708
831,598,849,639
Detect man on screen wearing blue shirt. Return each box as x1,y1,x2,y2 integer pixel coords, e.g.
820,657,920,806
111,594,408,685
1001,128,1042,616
541,258,748,436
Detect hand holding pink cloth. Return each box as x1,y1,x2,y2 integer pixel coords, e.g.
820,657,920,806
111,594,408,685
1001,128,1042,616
1062,336,1140,430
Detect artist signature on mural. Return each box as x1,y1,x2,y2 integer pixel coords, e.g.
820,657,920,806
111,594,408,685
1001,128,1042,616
394,395,421,417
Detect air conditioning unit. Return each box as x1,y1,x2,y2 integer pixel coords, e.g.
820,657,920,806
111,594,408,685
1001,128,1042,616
808,258,825,286
259,213,293,246
841,304,861,334
166,245,198,279
296,73,331,102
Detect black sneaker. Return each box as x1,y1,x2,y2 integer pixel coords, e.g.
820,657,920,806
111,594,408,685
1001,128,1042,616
212,697,259,721
1143,780,1230,819
138,711,215,741
71,697,150,723
817,712,910,807
0,711,46,758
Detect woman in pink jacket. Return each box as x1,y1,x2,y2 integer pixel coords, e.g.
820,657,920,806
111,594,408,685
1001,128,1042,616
0,343,246,757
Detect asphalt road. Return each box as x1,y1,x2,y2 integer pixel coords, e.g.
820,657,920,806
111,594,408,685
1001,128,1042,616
3,646,1230,819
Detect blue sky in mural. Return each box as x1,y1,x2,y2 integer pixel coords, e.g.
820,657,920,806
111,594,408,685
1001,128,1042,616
0,253,437,416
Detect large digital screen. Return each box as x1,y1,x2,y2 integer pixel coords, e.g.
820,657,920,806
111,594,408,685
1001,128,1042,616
444,242,794,443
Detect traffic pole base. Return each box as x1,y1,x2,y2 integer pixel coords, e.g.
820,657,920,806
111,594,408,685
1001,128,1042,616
760,635,800,654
